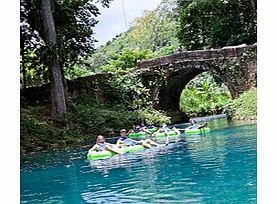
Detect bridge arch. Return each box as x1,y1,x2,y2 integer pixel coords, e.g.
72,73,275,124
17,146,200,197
154,63,206,111
137,44,257,121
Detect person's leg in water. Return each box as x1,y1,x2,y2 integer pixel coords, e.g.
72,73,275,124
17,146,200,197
143,139,162,147
152,128,162,137
172,127,181,143
106,145,124,154
141,127,153,135
163,129,170,145
162,129,170,137
198,122,208,129
165,135,170,145
172,127,180,135
140,140,152,148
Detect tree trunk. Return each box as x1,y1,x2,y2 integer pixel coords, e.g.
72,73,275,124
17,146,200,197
22,61,27,89
60,64,69,102
41,0,66,117
20,34,27,89
21,47,27,89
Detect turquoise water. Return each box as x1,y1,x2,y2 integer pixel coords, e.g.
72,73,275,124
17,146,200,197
21,119,257,203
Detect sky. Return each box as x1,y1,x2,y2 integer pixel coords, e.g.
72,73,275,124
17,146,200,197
94,0,162,47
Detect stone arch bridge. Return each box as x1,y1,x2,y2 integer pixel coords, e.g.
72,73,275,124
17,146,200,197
134,44,256,120
21,44,256,122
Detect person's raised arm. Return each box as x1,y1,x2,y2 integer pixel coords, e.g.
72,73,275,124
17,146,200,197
89,144,97,152
106,142,115,147
186,125,193,129
153,128,161,135
116,139,123,147
130,138,138,143
106,146,123,154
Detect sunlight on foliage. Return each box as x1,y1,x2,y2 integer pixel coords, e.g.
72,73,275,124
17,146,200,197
180,72,232,117
230,87,256,119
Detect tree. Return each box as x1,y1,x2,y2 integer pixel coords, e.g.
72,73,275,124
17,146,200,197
20,0,112,117
82,0,180,74
20,2,45,88
41,0,66,116
177,0,257,50
100,50,155,73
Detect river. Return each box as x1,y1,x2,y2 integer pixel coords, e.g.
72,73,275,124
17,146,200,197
21,118,257,203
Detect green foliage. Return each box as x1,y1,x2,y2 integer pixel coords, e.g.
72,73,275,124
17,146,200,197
20,0,112,88
180,88,231,117
65,102,141,136
20,49,49,88
64,65,93,80
21,99,171,153
20,67,173,153
77,52,110,73
180,72,232,117
137,109,171,126
177,0,257,50
156,44,180,56
82,1,180,73
100,50,155,73
229,87,257,119
103,73,153,110
127,9,178,52
20,106,59,151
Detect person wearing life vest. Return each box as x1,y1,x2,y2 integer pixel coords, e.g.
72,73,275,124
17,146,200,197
128,124,153,135
187,119,208,129
116,129,161,148
147,123,155,129
89,135,124,154
138,122,153,135
154,123,180,137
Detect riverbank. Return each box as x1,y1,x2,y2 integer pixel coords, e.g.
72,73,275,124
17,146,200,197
228,87,257,121
20,99,170,154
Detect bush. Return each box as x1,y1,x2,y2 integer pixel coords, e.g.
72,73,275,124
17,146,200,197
20,107,60,151
177,0,257,50
179,72,232,117
180,88,231,117
137,109,171,126
229,87,257,119
100,50,154,73
20,100,171,153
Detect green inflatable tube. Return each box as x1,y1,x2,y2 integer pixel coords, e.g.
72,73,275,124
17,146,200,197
153,131,178,137
129,130,178,138
87,145,146,160
128,128,158,138
87,128,211,160
183,127,210,134
128,127,210,137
